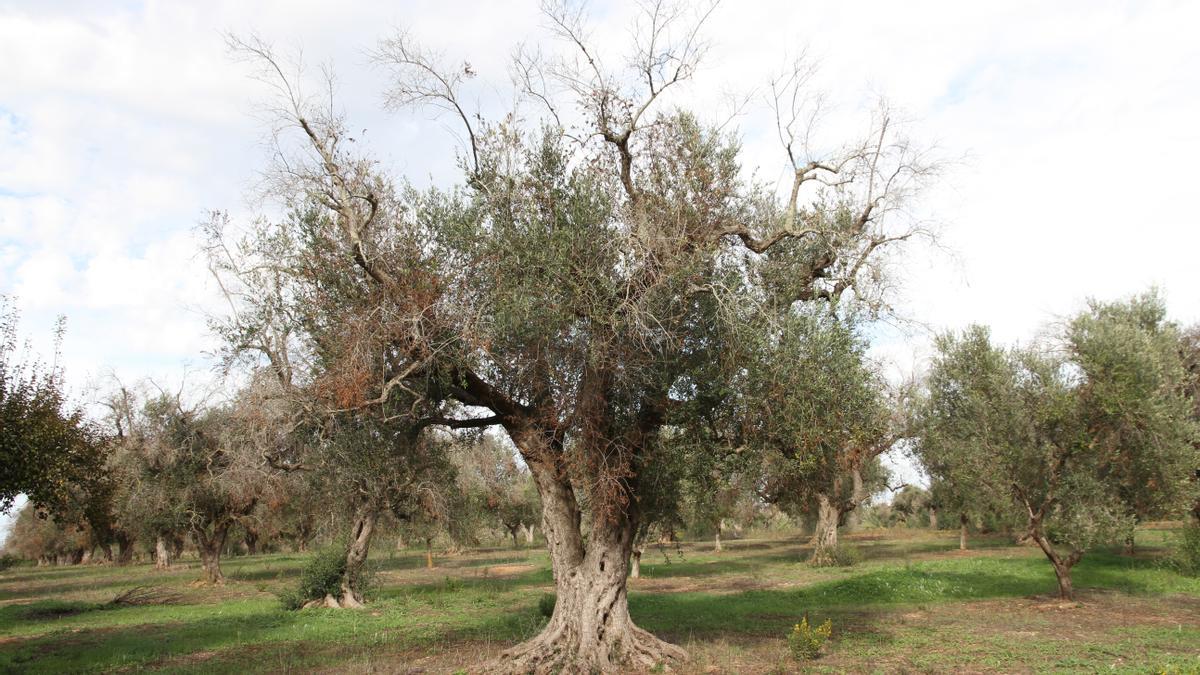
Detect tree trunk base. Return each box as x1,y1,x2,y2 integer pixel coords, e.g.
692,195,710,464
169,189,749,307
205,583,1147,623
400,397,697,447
482,620,686,674
808,546,838,567
302,592,365,609
808,493,839,566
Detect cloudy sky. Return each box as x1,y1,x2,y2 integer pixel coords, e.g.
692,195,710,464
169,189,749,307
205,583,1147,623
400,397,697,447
2,0,1198,536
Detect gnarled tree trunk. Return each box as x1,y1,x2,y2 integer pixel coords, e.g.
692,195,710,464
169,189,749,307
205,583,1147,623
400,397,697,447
523,522,536,545
115,532,135,564
336,506,377,608
195,525,229,584
1051,560,1074,599
629,545,643,580
959,512,969,551
928,506,938,530
485,435,685,673
809,492,840,566
845,468,866,531
155,535,172,570
714,519,723,552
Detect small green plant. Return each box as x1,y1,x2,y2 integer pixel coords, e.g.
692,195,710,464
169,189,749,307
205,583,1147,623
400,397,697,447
787,615,832,661
443,576,464,592
1162,521,1200,577
538,592,556,618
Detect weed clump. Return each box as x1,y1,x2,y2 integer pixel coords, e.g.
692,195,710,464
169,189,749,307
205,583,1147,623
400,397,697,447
787,615,832,661
109,585,181,607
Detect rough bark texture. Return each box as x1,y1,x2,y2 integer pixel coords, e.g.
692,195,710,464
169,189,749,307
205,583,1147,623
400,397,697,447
425,538,434,569
155,535,171,570
523,522,536,545
1051,561,1074,600
337,506,378,608
959,512,969,551
483,432,685,674
1029,526,1082,600
114,532,135,564
845,468,866,531
809,492,840,566
629,547,642,580
929,507,938,530
196,526,228,584
714,521,722,552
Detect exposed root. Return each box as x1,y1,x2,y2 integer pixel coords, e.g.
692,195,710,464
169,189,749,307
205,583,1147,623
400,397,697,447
480,620,687,674
338,589,366,609
300,592,366,610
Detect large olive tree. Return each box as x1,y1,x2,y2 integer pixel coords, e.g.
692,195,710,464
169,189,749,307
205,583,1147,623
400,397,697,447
227,2,930,668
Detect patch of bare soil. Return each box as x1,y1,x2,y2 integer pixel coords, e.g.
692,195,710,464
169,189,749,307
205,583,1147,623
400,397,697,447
480,564,535,577
632,576,772,595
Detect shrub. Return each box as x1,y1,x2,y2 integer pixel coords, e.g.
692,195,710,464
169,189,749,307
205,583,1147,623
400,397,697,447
278,545,376,610
787,615,832,661
0,554,20,572
538,593,556,618
1163,520,1200,577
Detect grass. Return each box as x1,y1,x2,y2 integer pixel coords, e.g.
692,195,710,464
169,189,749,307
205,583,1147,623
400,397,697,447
1,528,1198,673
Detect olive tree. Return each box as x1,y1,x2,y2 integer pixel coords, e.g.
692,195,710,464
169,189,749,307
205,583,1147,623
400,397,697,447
0,300,104,519
1066,292,1199,551
749,311,891,565
1182,323,1200,521
919,326,1144,599
227,1,931,667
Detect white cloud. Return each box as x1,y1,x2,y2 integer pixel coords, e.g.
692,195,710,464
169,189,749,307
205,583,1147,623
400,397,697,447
0,0,1196,405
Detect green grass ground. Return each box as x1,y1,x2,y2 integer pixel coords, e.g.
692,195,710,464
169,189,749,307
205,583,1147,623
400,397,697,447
1,527,1198,673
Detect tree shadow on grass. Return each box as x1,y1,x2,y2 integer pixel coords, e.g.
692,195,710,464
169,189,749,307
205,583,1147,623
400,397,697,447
373,551,538,572
0,594,544,674
0,611,297,674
